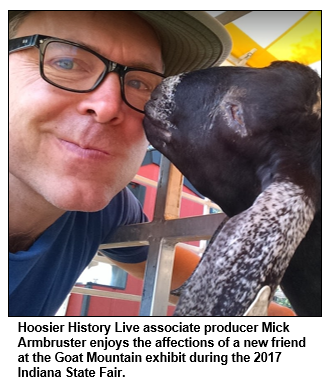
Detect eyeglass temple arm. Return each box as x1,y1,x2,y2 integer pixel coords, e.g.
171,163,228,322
9,35,39,53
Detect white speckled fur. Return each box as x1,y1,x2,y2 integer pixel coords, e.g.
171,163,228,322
173,180,315,316
148,74,183,128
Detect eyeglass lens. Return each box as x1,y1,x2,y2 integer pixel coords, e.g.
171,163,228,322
42,41,164,112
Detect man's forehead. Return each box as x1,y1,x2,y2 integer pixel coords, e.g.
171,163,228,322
17,11,158,43
17,11,163,71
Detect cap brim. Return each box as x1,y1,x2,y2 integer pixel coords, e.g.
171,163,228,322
9,11,232,76
135,11,232,76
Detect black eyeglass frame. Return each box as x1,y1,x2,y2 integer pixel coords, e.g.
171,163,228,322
9,34,166,113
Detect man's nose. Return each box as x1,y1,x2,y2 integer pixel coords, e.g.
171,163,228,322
76,73,125,124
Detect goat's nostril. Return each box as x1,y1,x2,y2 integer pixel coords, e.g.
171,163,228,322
150,84,163,100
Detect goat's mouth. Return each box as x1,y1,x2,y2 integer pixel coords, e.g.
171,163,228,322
143,110,175,147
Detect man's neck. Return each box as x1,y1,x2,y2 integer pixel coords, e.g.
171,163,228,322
9,173,65,253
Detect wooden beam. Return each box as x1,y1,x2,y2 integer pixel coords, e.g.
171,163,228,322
164,164,183,220
216,11,251,25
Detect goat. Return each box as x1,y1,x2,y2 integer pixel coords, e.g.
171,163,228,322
144,61,321,316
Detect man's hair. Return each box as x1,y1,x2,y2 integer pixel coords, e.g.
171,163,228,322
9,11,30,38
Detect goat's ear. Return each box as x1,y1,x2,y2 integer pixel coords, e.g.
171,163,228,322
221,100,249,137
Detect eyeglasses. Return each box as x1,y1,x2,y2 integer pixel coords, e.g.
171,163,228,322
9,34,165,113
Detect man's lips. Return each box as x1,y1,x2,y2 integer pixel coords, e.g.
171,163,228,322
58,139,110,159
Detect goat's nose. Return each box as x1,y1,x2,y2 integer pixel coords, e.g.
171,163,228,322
150,82,164,101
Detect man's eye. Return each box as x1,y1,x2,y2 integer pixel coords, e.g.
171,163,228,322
53,58,75,70
127,79,148,90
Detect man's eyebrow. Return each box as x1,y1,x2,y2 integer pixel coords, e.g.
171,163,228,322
125,61,163,72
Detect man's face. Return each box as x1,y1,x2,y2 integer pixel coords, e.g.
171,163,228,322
9,11,163,212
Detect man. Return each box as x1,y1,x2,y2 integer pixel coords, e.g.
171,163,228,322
9,11,232,316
